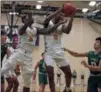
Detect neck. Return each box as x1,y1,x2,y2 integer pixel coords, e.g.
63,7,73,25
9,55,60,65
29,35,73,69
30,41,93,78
95,48,101,53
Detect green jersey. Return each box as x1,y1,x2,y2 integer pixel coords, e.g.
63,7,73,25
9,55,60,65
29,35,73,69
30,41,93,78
1,44,8,67
88,51,101,75
72,72,77,78
39,59,47,74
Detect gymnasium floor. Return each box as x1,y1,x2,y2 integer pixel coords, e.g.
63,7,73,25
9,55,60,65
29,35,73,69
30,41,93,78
5,74,87,92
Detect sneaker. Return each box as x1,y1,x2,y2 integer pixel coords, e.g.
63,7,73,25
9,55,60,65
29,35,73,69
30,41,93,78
63,87,72,92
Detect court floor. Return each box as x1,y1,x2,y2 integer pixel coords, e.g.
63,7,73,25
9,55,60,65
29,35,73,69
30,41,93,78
5,75,87,92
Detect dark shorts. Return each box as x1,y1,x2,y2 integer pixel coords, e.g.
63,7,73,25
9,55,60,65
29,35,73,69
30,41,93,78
72,75,77,79
39,74,48,85
87,76,101,92
1,76,5,84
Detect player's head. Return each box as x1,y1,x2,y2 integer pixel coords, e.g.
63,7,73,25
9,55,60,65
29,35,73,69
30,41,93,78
1,30,7,43
54,13,64,23
41,52,45,58
94,37,101,50
74,69,76,72
21,15,28,24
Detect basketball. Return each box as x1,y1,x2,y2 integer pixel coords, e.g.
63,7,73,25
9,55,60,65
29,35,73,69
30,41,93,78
63,3,76,16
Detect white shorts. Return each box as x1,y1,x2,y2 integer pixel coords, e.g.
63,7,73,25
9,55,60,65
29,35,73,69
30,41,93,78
6,49,34,87
44,54,69,67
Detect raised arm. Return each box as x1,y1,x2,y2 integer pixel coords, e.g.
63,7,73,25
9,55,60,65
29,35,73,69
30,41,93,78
37,19,66,35
62,16,74,34
19,13,33,35
44,7,63,28
64,48,88,57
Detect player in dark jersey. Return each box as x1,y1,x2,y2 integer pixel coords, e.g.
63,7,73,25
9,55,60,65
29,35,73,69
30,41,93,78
33,53,48,92
1,30,11,92
64,37,101,92
72,70,77,85
57,69,61,85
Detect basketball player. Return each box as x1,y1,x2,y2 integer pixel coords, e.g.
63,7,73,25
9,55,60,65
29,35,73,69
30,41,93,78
1,30,11,92
43,7,74,92
72,69,77,85
3,46,19,92
1,13,67,92
33,53,48,92
64,37,101,92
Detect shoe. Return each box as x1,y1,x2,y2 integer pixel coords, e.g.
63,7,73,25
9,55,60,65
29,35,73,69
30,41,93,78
63,87,72,92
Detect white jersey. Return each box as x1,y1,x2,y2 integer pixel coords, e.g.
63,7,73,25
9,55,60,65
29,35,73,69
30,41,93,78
44,21,65,58
19,25,37,54
3,47,16,78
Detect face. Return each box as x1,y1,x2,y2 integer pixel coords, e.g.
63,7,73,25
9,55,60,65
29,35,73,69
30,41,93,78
94,40,101,50
1,35,7,43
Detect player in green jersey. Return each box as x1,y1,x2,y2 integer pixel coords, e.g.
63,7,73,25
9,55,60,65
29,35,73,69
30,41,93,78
64,37,101,92
33,53,48,92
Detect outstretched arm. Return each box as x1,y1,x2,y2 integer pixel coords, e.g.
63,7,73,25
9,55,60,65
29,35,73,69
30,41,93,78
64,48,88,57
37,20,66,35
62,16,74,34
81,60,101,71
44,7,63,28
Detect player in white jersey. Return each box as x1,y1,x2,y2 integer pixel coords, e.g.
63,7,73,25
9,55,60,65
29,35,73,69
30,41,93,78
1,13,67,92
44,7,75,92
3,46,19,92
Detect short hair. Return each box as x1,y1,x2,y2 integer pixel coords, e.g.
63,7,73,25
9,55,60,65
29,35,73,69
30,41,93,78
41,52,44,56
1,30,6,36
96,37,101,45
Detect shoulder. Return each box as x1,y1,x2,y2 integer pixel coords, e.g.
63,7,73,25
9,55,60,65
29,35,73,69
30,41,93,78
88,51,94,55
87,51,94,57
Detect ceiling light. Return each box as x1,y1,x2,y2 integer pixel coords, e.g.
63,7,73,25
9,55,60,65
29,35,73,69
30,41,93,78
9,12,13,15
9,12,19,15
93,10,100,13
82,8,88,13
36,5,42,9
37,1,43,3
89,1,96,6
